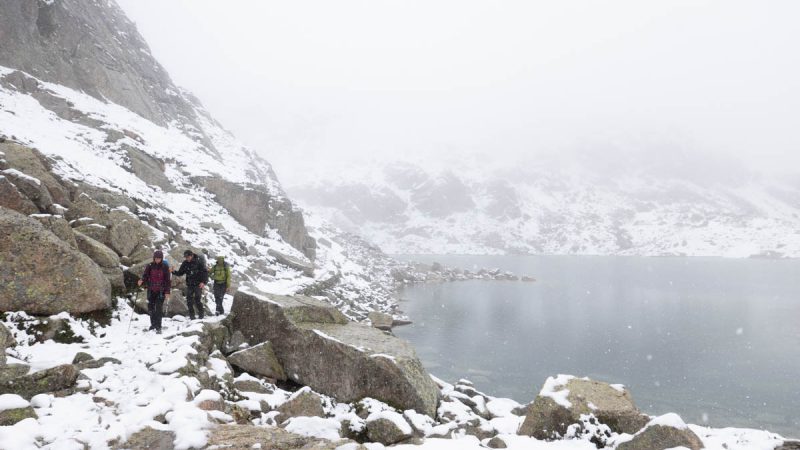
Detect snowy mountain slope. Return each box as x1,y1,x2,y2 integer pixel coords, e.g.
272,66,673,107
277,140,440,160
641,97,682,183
0,0,401,320
285,158,800,257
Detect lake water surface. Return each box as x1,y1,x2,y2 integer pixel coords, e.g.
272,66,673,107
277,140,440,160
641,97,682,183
392,255,800,438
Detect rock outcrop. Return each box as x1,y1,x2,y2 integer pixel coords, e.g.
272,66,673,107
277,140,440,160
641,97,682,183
518,375,649,439
0,207,111,314
198,177,316,260
230,291,440,417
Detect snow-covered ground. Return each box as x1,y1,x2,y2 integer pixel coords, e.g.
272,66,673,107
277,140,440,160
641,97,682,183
0,299,788,449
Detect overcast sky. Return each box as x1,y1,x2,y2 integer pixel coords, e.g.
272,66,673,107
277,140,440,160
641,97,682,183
117,0,800,179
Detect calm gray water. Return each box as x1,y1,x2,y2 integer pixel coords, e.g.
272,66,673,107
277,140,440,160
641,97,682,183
392,255,800,438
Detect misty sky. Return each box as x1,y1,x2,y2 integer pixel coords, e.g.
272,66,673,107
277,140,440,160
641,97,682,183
117,0,800,179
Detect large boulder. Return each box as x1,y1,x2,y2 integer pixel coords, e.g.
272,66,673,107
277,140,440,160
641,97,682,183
0,208,111,314
0,176,38,215
0,364,79,399
0,142,70,207
125,146,175,193
268,249,314,277
1,167,53,213
617,414,704,450
230,291,440,417
74,231,120,269
107,209,153,257
31,214,78,249
228,341,286,381
518,375,649,439
65,193,110,225
73,231,125,293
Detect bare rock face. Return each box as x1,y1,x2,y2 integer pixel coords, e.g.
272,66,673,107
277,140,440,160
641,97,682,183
198,177,316,260
518,375,649,439
617,415,704,450
230,291,440,417
0,207,111,314
228,341,286,381
0,0,201,129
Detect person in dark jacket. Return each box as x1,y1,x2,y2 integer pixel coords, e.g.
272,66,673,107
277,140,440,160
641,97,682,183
172,250,209,320
137,250,171,333
209,255,232,315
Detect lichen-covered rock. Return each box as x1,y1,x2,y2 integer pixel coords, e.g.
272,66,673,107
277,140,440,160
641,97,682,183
276,389,325,424
518,375,649,439
206,424,353,450
0,175,39,215
230,291,440,417
366,411,414,445
107,209,153,257
617,414,704,450
65,193,111,225
0,365,30,383
0,403,36,426
0,364,79,399
74,231,120,268
233,379,271,394
113,426,175,450
31,214,78,249
228,341,286,381
0,143,70,207
0,208,111,314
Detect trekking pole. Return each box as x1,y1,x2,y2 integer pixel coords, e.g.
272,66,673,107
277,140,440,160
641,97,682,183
126,288,140,337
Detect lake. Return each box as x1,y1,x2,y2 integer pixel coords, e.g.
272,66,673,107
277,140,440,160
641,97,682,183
392,255,800,438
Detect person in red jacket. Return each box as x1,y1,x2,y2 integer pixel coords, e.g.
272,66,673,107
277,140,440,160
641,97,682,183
138,250,171,333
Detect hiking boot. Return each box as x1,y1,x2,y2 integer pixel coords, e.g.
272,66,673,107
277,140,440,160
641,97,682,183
189,316,196,321
156,328,162,335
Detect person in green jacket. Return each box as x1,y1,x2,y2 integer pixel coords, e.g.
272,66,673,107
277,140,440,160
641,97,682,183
210,255,231,315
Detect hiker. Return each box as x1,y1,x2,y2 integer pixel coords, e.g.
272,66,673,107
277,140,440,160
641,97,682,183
210,256,232,315
172,250,209,320
137,250,171,333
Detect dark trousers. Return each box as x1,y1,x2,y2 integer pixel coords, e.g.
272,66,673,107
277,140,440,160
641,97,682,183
213,283,226,314
186,285,203,319
147,290,165,330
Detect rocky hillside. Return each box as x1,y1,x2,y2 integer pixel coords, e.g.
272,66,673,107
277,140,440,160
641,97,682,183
287,159,800,257
0,0,406,322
